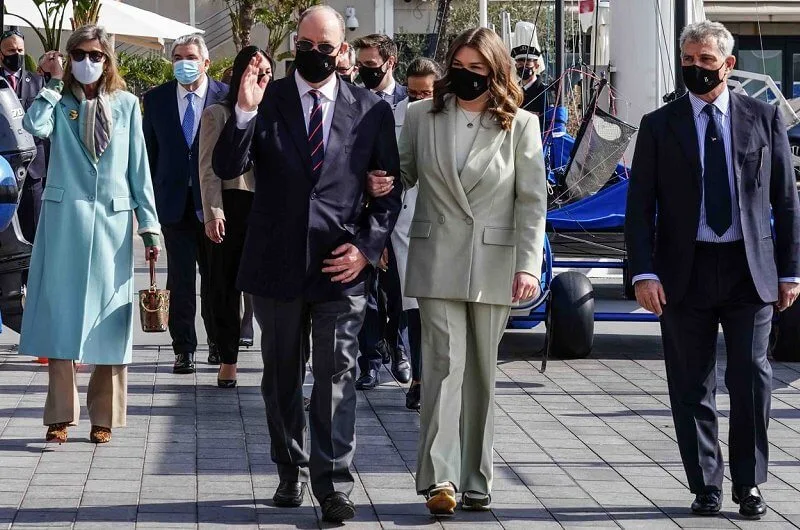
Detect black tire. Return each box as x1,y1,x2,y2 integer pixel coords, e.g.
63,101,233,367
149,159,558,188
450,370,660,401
622,261,636,300
772,302,800,362
547,271,595,359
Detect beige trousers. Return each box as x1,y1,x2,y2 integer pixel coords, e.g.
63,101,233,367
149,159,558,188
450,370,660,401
43,359,127,429
415,299,511,495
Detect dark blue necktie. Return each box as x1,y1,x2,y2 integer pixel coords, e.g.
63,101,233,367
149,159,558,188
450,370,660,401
308,90,324,179
703,104,732,237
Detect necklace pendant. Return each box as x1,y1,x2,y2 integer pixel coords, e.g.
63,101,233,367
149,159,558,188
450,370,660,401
467,122,474,128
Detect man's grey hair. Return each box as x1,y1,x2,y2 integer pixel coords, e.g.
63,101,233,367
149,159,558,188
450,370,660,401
298,5,346,42
171,33,209,60
679,20,734,58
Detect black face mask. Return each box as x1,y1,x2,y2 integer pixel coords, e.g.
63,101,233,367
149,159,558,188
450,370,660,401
294,48,337,84
681,63,725,95
449,67,489,101
359,63,388,90
516,66,533,80
2,53,23,72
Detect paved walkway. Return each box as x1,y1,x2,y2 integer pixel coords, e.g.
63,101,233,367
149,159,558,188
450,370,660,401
1,275,800,529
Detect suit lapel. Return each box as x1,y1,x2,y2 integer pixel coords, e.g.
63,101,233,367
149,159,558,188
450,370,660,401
668,95,702,187
59,93,95,165
320,81,357,183
276,76,313,181
460,117,506,195
166,79,182,140
729,91,755,191
433,98,472,216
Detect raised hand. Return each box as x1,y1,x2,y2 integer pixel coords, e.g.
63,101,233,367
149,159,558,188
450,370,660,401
237,54,270,112
41,51,64,80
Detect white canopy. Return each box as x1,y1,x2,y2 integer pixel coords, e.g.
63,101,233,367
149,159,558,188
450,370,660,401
4,0,203,50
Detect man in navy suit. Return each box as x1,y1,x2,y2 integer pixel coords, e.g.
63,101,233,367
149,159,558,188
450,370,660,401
351,33,411,390
213,6,401,522
1,29,46,244
626,21,800,519
143,34,228,374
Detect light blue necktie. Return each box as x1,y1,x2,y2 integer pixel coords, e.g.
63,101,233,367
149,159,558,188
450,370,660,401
182,92,196,146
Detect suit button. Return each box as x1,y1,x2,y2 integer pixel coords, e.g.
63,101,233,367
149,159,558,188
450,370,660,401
87,194,94,201
438,215,445,224
465,218,473,225
311,192,318,200
403,205,408,209
89,169,96,176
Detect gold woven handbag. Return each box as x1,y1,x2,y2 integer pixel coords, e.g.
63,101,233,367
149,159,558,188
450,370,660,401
139,251,169,333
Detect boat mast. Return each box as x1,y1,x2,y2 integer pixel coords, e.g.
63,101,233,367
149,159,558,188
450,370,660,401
555,0,565,100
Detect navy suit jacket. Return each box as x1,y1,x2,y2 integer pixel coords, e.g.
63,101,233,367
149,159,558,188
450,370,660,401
389,83,407,106
9,69,47,181
212,75,402,301
625,91,800,304
142,77,228,224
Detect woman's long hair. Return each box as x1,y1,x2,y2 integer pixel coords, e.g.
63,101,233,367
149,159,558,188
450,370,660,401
431,27,522,131
63,25,126,93
225,46,273,109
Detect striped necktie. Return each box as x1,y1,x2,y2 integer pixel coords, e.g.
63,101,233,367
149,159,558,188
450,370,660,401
702,104,732,237
308,90,324,179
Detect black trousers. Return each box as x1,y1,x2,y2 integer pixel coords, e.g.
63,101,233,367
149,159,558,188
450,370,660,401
660,242,772,493
162,190,215,355
205,190,253,364
253,293,366,502
18,176,42,244
357,241,403,373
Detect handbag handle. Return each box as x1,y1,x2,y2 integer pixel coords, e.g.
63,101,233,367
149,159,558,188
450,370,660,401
148,248,157,290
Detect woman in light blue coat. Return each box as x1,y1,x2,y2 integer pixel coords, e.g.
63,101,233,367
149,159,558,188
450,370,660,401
19,26,161,445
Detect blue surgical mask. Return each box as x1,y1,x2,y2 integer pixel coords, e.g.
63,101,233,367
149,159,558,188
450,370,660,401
173,60,202,85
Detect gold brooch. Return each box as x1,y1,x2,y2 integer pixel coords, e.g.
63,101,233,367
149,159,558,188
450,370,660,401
69,110,78,120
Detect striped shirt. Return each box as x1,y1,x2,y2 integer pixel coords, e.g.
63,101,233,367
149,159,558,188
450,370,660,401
689,89,743,242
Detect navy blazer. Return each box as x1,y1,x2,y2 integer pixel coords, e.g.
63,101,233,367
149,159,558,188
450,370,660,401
213,75,402,301
142,77,228,224
9,68,47,181
625,91,800,304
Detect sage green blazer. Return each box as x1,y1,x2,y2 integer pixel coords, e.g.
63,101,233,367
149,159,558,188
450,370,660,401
399,96,547,306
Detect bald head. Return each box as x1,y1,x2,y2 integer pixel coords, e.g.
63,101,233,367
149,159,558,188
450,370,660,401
297,5,346,45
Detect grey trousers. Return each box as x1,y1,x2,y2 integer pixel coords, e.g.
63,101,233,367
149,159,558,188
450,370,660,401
43,360,127,428
252,294,367,502
415,298,510,495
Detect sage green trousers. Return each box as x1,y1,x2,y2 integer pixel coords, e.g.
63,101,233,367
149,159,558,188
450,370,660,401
415,298,511,495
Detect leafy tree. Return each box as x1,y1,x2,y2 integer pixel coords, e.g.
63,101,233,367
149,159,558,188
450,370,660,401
71,0,101,29
256,0,319,60
8,0,70,51
117,52,173,96
221,0,259,51
208,56,235,81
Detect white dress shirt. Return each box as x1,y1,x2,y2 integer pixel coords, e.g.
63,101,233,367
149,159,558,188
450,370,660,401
375,77,396,100
235,71,338,151
177,75,208,144
633,89,800,285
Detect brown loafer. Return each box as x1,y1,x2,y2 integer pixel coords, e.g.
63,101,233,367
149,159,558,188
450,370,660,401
45,422,70,444
426,482,457,516
90,426,112,444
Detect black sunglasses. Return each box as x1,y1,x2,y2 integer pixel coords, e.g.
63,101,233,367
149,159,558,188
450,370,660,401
0,29,24,42
295,40,338,55
69,50,106,63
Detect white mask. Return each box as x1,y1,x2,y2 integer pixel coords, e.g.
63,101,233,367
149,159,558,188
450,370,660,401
71,57,104,85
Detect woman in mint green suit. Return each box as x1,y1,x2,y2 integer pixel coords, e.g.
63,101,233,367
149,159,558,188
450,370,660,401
18,25,161,445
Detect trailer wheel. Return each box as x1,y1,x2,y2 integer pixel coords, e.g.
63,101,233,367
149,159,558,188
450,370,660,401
772,303,800,362
547,271,595,359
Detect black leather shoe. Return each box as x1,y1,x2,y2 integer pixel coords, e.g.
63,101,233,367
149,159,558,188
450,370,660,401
691,489,722,516
392,350,412,384
239,338,254,348
207,344,221,365
376,339,393,365
273,481,305,507
732,485,767,519
355,369,380,390
321,492,356,522
173,353,195,374
406,383,421,410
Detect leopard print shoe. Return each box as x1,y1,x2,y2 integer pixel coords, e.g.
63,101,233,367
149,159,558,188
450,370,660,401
45,423,70,444
89,426,112,444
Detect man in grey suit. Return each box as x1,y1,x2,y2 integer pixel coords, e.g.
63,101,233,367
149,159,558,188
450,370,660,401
625,21,800,519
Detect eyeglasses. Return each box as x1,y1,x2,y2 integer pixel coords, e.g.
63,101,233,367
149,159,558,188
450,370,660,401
296,40,338,55
408,90,433,99
69,50,106,63
0,29,24,42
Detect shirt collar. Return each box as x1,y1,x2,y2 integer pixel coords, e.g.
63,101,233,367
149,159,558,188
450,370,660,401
2,68,21,79
689,88,730,118
295,70,338,102
523,75,538,91
378,77,396,97
177,74,209,101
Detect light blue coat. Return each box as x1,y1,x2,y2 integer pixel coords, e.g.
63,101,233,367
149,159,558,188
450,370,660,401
18,85,160,364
